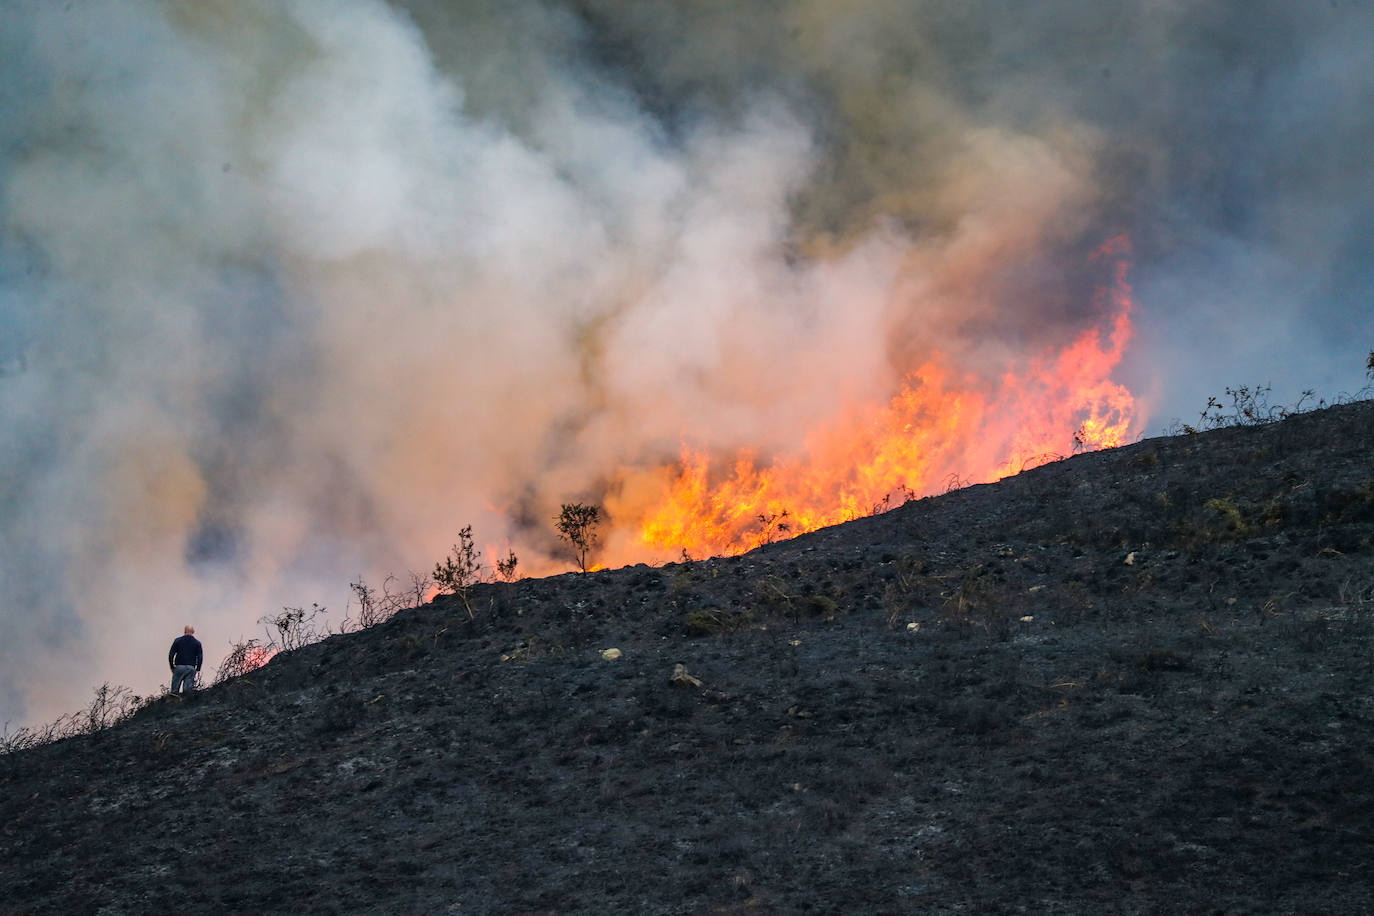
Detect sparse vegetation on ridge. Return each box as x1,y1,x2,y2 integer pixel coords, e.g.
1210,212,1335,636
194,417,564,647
1167,350,1374,436
1,684,142,755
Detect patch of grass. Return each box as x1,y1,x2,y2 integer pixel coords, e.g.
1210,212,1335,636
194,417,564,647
1129,449,1162,470
752,575,796,615
803,595,840,620
940,566,1021,640
684,608,754,636
1320,483,1374,525
394,633,427,659
1202,497,1248,537
1173,495,1273,546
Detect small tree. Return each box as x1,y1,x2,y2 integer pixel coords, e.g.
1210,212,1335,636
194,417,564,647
1366,349,1373,382
495,548,520,582
555,503,601,573
434,525,482,616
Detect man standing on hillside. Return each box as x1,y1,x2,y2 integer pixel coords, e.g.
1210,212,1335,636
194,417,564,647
169,625,203,694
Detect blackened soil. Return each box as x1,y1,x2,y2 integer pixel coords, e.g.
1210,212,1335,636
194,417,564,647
3,402,1373,914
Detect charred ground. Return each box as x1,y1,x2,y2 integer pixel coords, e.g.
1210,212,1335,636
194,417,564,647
2,402,1373,914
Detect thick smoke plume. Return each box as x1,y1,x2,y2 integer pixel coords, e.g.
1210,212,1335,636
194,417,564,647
2,0,1371,726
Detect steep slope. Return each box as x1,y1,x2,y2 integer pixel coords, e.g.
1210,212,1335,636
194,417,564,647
3,402,1373,914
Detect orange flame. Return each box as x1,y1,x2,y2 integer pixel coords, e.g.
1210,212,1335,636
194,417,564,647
635,236,1139,558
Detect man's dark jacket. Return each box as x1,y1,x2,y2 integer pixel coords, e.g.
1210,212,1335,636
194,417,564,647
169,634,203,671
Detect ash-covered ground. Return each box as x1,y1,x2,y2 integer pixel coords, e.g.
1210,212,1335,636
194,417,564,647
3,402,1373,914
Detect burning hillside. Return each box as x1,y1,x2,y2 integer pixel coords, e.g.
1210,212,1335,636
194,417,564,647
2,400,1372,914
623,237,1138,560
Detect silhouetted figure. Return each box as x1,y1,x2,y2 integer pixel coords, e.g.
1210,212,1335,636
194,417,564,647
169,625,203,694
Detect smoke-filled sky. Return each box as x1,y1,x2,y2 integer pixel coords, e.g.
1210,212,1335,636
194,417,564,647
2,0,1371,728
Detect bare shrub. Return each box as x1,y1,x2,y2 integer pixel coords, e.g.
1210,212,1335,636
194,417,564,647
214,639,275,684
350,577,380,629
1183,384,1329,434
349,576,400,630
1017,451,1064,472
753,508,790,549
1200,385,1280,428
348,571,431,631
943,472,971,493
401,570,432,608
261,603,326,652
81,683,141,733
870,484,916,516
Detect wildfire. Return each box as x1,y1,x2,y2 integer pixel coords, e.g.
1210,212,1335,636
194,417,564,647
635,236,1139,559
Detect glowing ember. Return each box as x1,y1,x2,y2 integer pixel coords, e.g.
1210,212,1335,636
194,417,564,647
243,645,277,671
636,237,1139,559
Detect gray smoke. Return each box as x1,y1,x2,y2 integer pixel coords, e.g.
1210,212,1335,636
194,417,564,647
2,0,1370,727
